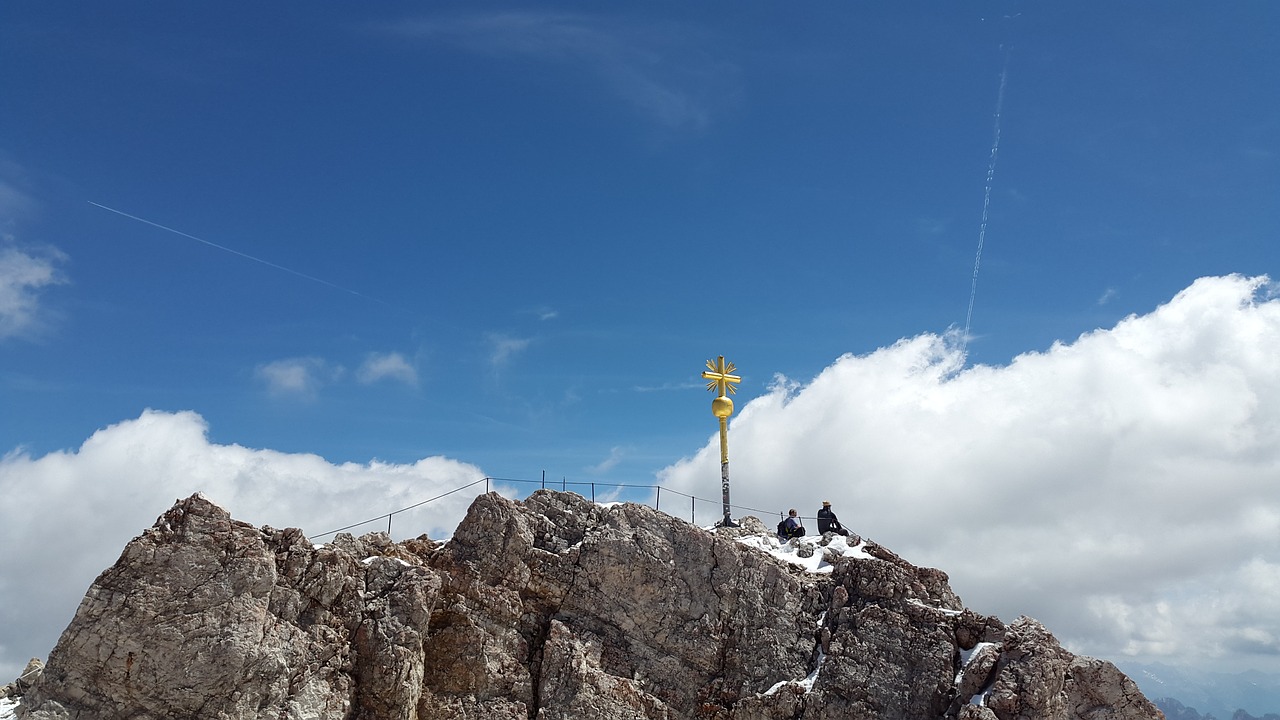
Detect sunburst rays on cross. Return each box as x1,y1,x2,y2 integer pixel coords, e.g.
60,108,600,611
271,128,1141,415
702,356,740,398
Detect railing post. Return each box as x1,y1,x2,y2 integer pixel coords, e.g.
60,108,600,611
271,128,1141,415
691,496,695,524
387,513,392,535
591,483,596,503
655,486,661,511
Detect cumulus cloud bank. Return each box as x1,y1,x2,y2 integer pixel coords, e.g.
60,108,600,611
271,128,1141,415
659,274,1280,672
0,411,486,679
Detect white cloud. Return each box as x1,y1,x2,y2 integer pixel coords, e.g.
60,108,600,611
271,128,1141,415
659,274,1280,672
0,244,68,341
0,409,488,680
254,357,341,398
356,351,418,387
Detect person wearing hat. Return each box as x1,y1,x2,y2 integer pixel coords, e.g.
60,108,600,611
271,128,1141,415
816,501,850,536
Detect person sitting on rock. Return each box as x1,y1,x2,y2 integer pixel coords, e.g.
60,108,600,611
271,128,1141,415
816,501,851,537
777,509,805,540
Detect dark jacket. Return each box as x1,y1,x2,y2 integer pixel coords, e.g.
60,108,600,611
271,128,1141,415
817,507,843,534
778,516,805,539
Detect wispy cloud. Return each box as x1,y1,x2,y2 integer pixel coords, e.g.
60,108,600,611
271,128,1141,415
516,305,559,322
488,333,532,367
356,352,419,387
380,12,740,130
0,161,66,342
631,380,703,393
0,182,36,226
0,244,68,342
254,357,343,399
257,352,419,396
915,217,949,236
586,446,625,474
0,157,38,226
1098,286,1118,305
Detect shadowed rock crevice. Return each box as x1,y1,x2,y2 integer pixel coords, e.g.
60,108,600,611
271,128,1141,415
13,491,1163,720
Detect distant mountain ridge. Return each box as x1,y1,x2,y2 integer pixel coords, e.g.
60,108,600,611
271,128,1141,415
1154,696,1280,720
1120,662,1280,719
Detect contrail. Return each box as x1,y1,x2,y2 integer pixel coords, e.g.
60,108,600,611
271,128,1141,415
88,201,390,305
963,52,1010,348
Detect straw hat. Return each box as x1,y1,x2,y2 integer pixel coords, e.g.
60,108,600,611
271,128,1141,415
822,501,831,507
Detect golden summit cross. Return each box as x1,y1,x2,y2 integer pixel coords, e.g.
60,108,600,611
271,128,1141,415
702,356,740,398
701,355,740,528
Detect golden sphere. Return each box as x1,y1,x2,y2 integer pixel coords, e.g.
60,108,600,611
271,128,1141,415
712,395,734,418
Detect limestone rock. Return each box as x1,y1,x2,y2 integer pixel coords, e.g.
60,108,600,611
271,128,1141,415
1065,655,1167,720
15,490,1163,720
1,658,44,699
955,642,1002,706
984,616,1072,718
977,616,1162,720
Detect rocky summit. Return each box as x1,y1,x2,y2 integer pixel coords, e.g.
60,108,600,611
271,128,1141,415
9,491,1162,720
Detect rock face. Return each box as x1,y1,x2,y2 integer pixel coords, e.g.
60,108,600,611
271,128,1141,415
15,491,1163,720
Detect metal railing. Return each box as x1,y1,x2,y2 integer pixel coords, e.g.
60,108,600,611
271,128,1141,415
308,474,794,541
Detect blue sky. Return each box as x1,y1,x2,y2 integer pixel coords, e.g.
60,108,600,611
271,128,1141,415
3,1,1272,475
3,2,1280,700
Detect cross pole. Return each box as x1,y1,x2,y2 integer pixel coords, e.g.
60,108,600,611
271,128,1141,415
701,356,741,528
